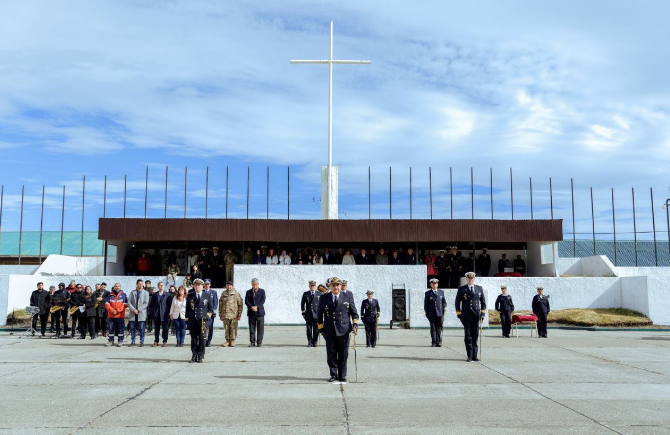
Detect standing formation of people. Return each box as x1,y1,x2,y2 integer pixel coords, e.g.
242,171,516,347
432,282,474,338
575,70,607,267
28,272,551,377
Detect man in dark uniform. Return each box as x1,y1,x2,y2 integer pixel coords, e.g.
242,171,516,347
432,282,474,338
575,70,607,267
360,290,380,348
69,284,85,338
185,279,214,363
301,280,319,347
203,279,218,347
495,285,515,338
477,248,492,277
197,247,210,281
498,253,510,274
209,247,225,288
514,254,526,276
532,286,550,338
455,272,486,362
435,250,449,289
317,277,359,383
341,280,354,304
449,247,461,288
424,278,447,347
95,282,110,337
52,283,69,336
311,281,329,346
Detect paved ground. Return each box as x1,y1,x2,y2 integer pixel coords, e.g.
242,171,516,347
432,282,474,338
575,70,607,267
1,327,670,434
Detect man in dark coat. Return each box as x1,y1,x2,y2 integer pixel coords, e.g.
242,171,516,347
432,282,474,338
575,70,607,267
52,283,69,335
94,282,110,337
498,253,510,274
185,279,214,363
424,278,447,347
150,282,173,346
317,277,359,383
477,248,492,277
30,282,50,336
455,272,487,362
360,290,380,348
355,248,372,265
532,287,550,338
435,250,450,288
301,280,319,347
245,278,266,347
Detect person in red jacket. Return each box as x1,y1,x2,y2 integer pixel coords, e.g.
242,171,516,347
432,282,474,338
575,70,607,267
105,283,128,347
137,252,151,275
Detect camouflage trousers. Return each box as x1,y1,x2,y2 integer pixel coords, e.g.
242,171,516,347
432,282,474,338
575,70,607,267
223,319,239,341
225,267,234,283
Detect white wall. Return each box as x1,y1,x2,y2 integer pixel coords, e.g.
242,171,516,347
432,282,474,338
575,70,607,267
0,265,38,275
233,265,426,326
0,275,9,325
33,255,104,276
527,242,558,277
105,241,133,276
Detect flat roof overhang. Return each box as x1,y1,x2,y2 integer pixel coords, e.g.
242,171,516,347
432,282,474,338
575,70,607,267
99,218,563,244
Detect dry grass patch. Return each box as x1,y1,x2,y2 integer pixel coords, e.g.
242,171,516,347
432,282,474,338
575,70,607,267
488,308,652,327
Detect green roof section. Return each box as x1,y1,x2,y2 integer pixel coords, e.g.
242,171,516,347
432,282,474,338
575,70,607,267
0,232,103,256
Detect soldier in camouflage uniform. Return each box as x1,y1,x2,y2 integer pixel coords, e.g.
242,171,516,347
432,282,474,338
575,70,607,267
218,281,244,347
224,248,238,283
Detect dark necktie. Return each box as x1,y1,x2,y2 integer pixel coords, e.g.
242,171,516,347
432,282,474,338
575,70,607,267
334,295,339,307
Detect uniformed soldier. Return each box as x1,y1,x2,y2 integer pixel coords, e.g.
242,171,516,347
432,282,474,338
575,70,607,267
477,248,492,277
209,247,225,288
513,254,526,276
317,277,359,383
197,247,210,281
532,287,550,338
310,281,329,346
224,248,238,283
495,285,515,338
455,272,486,362
218,281,243,347
185,279,214,363
449,246,461,287
360,290,380,348
424,278,447,347
498,253,510,274
435,250,449,289
341,280,354,303
301,280,319,347
203,279,218,347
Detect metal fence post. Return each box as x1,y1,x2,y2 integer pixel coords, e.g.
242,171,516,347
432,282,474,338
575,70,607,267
165,166,168,218
368,166,371,220
530,177,534,220
287,166,290,220
205,165,209,219
409,167,413,220
103,175,107,218
184,166,188,219
450,166,453,219
81,175,85,257
429,167,433,220
60,185,65,255
246,166,250,219
590,187,595,256
571,178,576,257
389,166,392,219
632,187,638,267
123,175,127,218
611,188,617,266
550,177,554,219
18,185,24,265
39,185,45,264
490,168,493,219
266,166,270,219
510,168,514,220
144,166,148,218
225,166,229,219
470,167,474,219
651,188,658,266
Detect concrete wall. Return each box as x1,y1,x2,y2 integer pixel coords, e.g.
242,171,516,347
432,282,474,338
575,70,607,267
33,255,104,276
105,241,133,276
527,242,558,277
233,265,427,326
558,255,617,277
0,265,38,275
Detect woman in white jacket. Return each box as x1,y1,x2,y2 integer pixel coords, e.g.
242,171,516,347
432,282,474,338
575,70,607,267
266,249,279,265
170,286,188,347
278,250,292,265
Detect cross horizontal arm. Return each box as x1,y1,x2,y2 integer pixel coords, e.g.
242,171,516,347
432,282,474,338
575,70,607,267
290,60,372,65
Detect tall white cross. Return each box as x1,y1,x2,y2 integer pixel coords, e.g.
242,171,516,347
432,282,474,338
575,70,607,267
290,21,371,219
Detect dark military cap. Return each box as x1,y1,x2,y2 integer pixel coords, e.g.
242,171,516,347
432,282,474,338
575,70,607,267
329,277,342,286
309,280,317,285
226,280,233,286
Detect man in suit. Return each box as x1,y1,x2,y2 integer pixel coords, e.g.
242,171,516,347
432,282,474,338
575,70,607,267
455,272,487,362
52,283,69,336
498,253,510,274
128,279,150,347
360,290,380,348
322,247,333,265
245,278,266,347
30,282,49,337
532,286,550,338
203,279,219,347
301,280,319,347
355,248,371,265
185,279,214,363
477,248,492,277
150,282,173,347
424,278,447,347
317,277,359,383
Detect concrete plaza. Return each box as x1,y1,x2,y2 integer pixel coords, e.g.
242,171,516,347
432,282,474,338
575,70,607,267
1,326,670,434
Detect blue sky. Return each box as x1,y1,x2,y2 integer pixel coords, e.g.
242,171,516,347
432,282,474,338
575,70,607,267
1,1,669,240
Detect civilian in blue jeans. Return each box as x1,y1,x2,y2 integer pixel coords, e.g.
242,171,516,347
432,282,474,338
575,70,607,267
170,285,188,347
128,279,149,347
